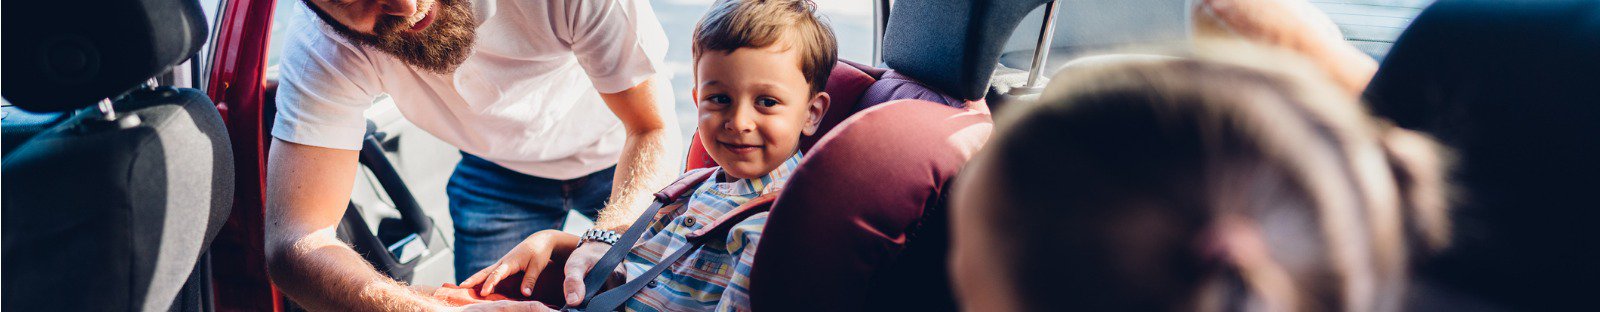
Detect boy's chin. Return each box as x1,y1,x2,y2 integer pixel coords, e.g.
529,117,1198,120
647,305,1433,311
720,162,777,180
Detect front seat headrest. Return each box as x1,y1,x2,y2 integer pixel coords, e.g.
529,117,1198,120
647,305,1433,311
1363,0,1600,310
2,0,209,112
882,0,1051,101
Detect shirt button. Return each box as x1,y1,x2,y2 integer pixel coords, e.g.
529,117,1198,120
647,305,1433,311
647,280,659,288
682,217,696,227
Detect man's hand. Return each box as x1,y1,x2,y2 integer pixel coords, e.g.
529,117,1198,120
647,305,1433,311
1194,0,1378,93
450,301,560,312
460,230,581,298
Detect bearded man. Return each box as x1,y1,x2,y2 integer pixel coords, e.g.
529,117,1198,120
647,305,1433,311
263,0,679,310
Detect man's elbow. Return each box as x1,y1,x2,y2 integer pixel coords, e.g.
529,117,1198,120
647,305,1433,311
264,232,310,288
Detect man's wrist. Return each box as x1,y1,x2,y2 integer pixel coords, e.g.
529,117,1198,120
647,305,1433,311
579,228,620,246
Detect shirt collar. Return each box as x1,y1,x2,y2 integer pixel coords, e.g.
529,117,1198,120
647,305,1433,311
711,152,803,197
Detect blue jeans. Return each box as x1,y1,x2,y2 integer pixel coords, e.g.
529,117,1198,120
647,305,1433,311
447,153,614,282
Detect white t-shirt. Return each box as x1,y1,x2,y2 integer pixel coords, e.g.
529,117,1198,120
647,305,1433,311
273,0,674,180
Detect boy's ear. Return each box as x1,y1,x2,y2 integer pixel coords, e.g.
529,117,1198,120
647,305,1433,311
803,92,831,136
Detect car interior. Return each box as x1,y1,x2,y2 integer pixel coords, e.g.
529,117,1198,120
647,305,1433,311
3,0,1596,311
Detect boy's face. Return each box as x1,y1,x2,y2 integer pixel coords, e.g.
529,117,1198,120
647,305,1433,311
694,45,829,180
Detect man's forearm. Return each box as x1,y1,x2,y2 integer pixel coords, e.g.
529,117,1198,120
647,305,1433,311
595,127,677,230
268,230,447,311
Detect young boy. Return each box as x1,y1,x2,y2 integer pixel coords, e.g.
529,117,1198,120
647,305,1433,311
454,0,837,310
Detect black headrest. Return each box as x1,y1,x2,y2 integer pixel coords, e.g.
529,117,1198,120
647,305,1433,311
1363,0,1600,309
3,0,209,112
881,0,1051,101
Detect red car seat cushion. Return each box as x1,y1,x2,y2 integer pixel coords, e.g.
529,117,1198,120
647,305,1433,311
748,99,993,310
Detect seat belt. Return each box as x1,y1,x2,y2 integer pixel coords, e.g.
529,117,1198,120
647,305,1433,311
579,193,778,312
565,168,717,311
567,169,779,312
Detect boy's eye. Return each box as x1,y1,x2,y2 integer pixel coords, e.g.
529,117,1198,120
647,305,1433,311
703,94,732,105
756,97,780,107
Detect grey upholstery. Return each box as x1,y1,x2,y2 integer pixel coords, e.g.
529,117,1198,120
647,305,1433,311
1,0,231,311
881,0,1051,101
1,107,71,154
2,87,233,308
2,0,208,111
3,88,234,311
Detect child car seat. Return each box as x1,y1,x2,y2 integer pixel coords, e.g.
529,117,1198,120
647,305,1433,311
676,0,1050,310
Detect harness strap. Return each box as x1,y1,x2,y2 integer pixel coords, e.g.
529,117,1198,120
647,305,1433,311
568,168,716,311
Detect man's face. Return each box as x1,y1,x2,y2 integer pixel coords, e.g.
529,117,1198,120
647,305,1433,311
693,45,828,180
306,0,476,74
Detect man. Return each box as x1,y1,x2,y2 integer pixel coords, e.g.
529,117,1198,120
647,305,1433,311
263,0,679,310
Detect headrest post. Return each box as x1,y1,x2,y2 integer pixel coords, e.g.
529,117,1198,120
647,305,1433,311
1014,0,1061,95
872,0,891,66
97,99,118,121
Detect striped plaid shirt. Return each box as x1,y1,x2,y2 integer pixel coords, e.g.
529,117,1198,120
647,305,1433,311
620,153,802,312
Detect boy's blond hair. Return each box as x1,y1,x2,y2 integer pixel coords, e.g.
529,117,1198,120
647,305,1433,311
692,0,838,94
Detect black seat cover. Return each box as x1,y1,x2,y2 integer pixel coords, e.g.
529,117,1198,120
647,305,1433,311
1362,0,1600,309
1,0,232,311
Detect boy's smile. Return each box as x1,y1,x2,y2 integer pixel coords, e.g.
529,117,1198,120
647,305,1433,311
694,44,829,180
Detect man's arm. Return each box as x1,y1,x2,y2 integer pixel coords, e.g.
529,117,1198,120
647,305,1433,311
264,139,450,311
592,78,679,231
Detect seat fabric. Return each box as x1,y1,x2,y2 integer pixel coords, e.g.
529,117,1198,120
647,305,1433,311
2,88,234,311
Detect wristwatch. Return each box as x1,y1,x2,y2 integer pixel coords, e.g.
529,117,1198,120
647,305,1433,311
579,228,620,246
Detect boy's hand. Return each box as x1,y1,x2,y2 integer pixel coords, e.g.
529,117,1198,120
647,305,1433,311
560,242,613,306
460,230,580,298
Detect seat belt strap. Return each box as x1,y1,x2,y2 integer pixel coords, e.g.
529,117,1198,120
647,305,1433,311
568,168,717,311
583,240,702,312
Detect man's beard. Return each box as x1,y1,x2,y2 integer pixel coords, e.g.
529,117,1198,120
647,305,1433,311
312,0,476,74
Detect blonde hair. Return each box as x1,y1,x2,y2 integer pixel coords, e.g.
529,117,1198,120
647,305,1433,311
982,42,1450,312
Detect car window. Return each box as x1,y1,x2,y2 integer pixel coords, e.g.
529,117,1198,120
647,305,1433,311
1311,0,1434,60
264,0,300,79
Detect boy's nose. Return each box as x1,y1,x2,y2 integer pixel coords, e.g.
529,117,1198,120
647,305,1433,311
378,0,420,17
724,108,756,133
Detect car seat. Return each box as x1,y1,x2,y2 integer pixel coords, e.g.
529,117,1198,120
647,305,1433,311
677,0,1049,310
1,0,235,311
1362,0,1600,310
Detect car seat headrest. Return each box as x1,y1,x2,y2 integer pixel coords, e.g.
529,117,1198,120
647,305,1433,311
2,0,209,112
881,0,1051,101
